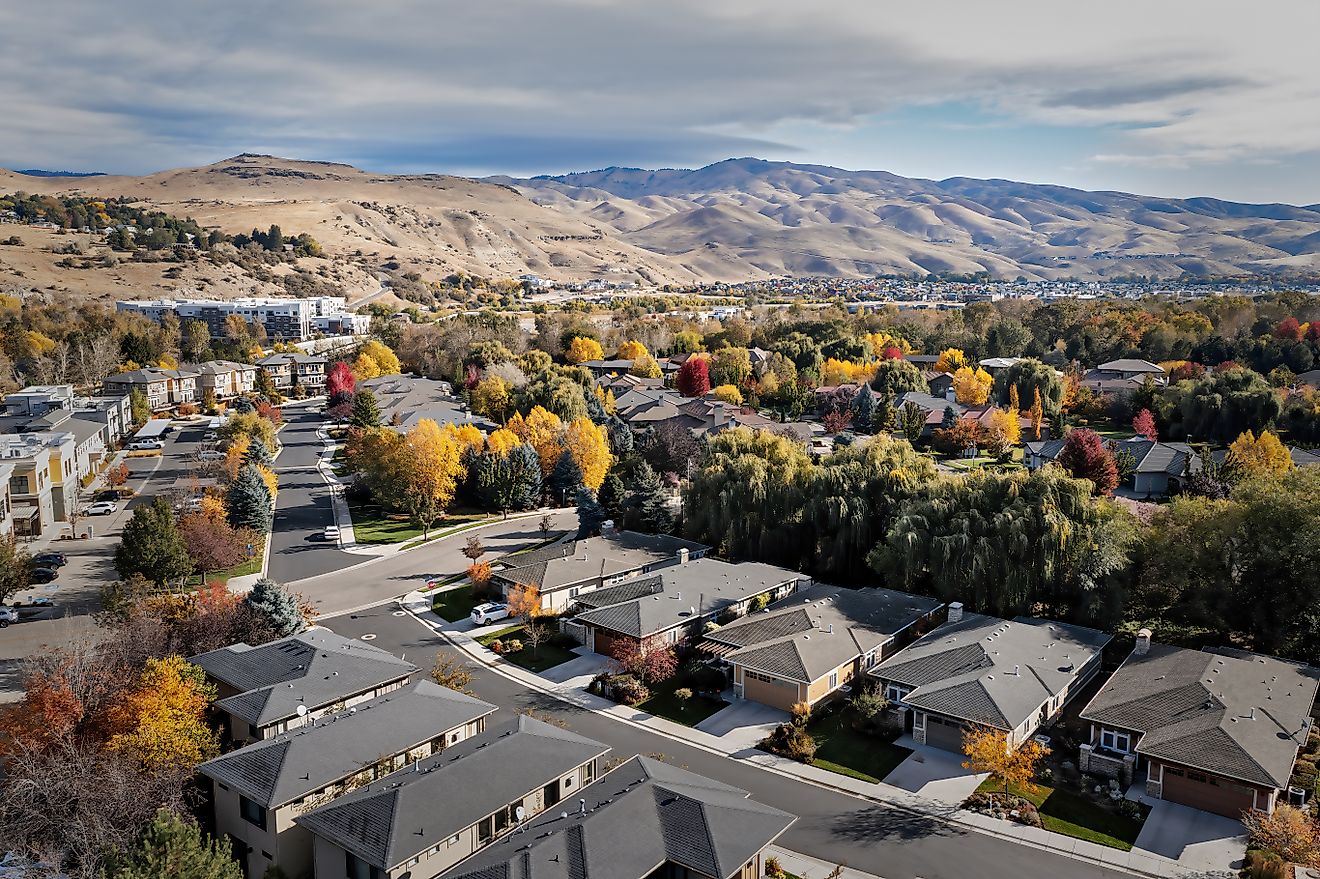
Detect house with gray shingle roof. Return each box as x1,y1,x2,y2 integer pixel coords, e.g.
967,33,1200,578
698,585,944,712
438,756,794,879
191,629,418,743
295,715,609,879
1026,435,1203,497
871,604,1111,753
198,680,495,879
1078,631,1319,818
1089,359,1168,383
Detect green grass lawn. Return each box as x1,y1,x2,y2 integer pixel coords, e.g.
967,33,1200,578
808,709,912,783
976,778,1149,850
475,625,578,672
182,535,265,586
347,497,487,545
432,584,478,621
330,447,352,477
638,680,728,727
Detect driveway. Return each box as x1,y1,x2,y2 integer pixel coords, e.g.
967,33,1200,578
886,736,988,806
539,648,611,686
695,699,789,751
1130,799,1246,873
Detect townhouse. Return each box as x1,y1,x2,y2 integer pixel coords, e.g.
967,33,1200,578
103,366,199,411
359,374,494,433
257,352,328,394
193,360,259,401
0,432,77,535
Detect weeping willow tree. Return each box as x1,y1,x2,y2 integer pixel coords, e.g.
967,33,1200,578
869,467,1136,626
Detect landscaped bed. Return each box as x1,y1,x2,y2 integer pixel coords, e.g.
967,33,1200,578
638,678,727,727
476,624,579,673
970,778,1149,851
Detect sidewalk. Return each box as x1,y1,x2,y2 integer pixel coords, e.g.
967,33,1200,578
400,591,1226,879
764,845,885,879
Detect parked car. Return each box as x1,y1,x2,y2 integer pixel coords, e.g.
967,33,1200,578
203,431,218,442
0,607,17,628
32,551,66,567
198,450,225,461
128,439,164,451
470,602,510,625
323,524,341,542
31,568,58,584
13,596,53,608
85,501,118,515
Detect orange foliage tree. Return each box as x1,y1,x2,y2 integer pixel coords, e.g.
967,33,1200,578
105,655,218,771
962,725,1049,797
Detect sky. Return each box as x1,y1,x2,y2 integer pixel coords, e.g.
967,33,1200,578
3,0,1319,204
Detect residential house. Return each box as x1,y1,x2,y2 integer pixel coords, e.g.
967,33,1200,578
439,756,795,879
979,357,1023,375
1296,369,1320,390
295,716,610,879
358,374,494,433
1085,359,1167,385
1079,631,1319,818
199,680,496,879
194,360,259,402
491,529,710,614
103,366,199,411
904,354,940,369
895,393,1037,440
0,460,15,537
597,372,665,395
566,557,809,658
257,352,328,394
191,629,419,744
117,297,317,341
1025,436,1201,497
871,604,1111,752
1,385,74,417
579,358,636,378
923,371,955,398
700,585,945,712
1290,446,1320,469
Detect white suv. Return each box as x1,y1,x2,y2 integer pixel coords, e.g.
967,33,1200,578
470,602,510,625
0,607,18,628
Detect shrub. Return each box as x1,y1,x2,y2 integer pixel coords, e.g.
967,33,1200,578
687,665,727,695
790,701,812,727
762,722,816,763
505,639,523,653
851,688,889,722
1244,850,1288,879
764,856,785,879
749,593,771,613
177,402,199,416
673,687,693,706
489,639,505,654
610,674,650,706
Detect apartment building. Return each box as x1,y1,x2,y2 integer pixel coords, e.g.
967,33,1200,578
0,434,73,537
117,297,321,341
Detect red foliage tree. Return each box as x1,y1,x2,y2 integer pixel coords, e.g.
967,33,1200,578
1276,316,1304,341
1132,408,1158,441
326,361,356,404
255,401,284,426
932,417,982,456
609,640,679,684
676,357,711,398
880,345,904,360
1213,360,1240,373
1168,362,1206,382
1307,322,1320,343
1056,428,1119,496
821,409,852,434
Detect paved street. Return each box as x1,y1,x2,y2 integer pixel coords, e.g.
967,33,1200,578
267,403,377,584
323,607,1131,879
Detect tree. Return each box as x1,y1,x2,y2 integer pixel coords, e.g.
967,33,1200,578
1241,804,1320,868
628,355,663,379
933,347,969,373
115,499,193,587
609,640,678,684
106,461,131,489
1226,429,1293,479
243,436,273,468
104,809,243,879
387,419,466,537
1009,382,1020,415
1159,367,1282,444
430,655,474,695
621,461,674,534
471,375,513,421
996,358,1063,421
178,515,251,583
1132,408,1157,441
507,582,542,622
1056,429,1120,496
253,367,282,404
899,401,926,443
982,408,1020,457
563,416,612,491
507,406,564,475
564,336,604,364
605,415,633,456
325,361,355,405
357,340,401,376
962,726,1049,798
550,450,584,504
709,347,752,389
350,389,382,429
241,578,308,637
523,620,551,658
710,383,743,406
851,383,876,433
576,486,608,538
226,463,273,532
475,444,542,516
0,533,34,605
129,388,150,425
617,340,649,361
639,420,701,477
676,356,711,397
870,359,926,399
105,656,218,771
952,366,993,406
1029,388,1044,440
462,535,485,561
932,417,982,456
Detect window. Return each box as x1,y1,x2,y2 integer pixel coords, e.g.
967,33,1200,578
1187,771,1208,783
1099,729,1132,754
239,796,267,831
478,817,494,842
827,672,839,689
913,712,925,730
544,780,561,807
584,761,594,782
884,684,911,704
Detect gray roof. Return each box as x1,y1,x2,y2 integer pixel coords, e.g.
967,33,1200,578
193,359,256,376
573,576,666,610
573,559,807,639
439,756,794,879
493,531,708,593
1111,437,1200,475
1096,359,1166,374
294,716,609,870
192,629,417,727
257,352,326,365
1296,369,1320,388
707,585,943,683
1291,446,1320,468
1080,644,1319,788
873,612,1111,731
198,680,495,807
105,366,198,383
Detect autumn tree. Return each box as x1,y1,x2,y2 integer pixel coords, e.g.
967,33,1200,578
952,366,993,405
617,339,649,361
563,416,612,491
1226,429,1293,479
507,406,564,475
676,356,711,397
104,808,244,879
105,655,218,771
471,375,513,421
1029,387,1044,440
178,514,253,582
0,533,34,604
996,358,1064,421
962,726,1049,798
506,582,542,622
115,499,193,587
564,336,604,365
462,535,485,561
983,407,1021,456
1056,428,1120,496
1242,804,1320,867
933,347,968,374
381,419,466,537
431,655,475,695
710,383,743,406
326,361,356,405
1132,408,1158,441
933,417,982,456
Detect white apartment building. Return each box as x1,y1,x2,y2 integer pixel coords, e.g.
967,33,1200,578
117,297,326,341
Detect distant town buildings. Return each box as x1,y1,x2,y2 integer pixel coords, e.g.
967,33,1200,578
116,296,365,341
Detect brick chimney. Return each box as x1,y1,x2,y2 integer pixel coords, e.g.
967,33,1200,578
1135,628,1152,656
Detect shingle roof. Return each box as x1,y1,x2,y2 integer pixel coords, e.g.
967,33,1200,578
572,576,665,609
294,716,609,871
438,756,794,879
1096,359,1166,374
1080,643,1319,788
197,680,496,807
873,612,1111,731
192,629,417,727
492,531,707,592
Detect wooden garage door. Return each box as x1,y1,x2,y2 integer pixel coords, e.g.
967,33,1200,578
741,672,800,712
922,714,966,752
1160,765,1256,818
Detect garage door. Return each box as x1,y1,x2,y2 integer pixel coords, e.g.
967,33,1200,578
1160,765,1257,818
922,714,966,752
740,673,800,712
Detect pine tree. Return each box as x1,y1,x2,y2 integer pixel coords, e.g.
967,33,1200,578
584,389,607,424
576,487,607,538
550,450,584,505
114,498,193,587
105,809,243,879
605,415,634,455
243,436,273,468
852,383,876,434
242,578,307,637
227,463,273,532
475,444,542,516
254,367,282,404
350,389,381,429
597,471,627,520
623,461,674,534
941,406,958,429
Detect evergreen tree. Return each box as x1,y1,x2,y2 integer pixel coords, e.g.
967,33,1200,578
254,367,282,403
242,578,307,637
105,809,243,879
475,445,542,516
350,389,381,429
227,463,273,532
243,436,273,468
576,486,607,538
851,383,876,434
605,415,633,456
622,462,674,534
114,498,193,587
550,450,583,505
597,471,627,520
941,406,958,429
585,389,607,424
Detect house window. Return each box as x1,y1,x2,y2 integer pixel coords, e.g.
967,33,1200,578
584,761,594,782
828,671,839,689
913,712,925,730
665,629,679,644
884,684,911,704
1099,729,1132,754
238,796,267,830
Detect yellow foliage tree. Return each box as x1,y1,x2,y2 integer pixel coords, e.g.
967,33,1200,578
157,353,179,369
628,355,663,379
617,340,649,361
105,655,218,771
351,352,382,380
508,406,563,475
471,375,512,422
1030,388,1044,440
359,339,401,375
198,494,228,522
985,407,1021,446
821,358,880,387
486,427,520,457
256,464,280,501
563,417,612,490
444,422,485,456
1242,803,1320,867
953,366,993,406
710,384,743,406
564,336,604,365
1227,429,1294,479
934,348,969,374
223,433,251,481
961,725,1049,798
603,389,617,415
396,419,466,537
865,332,912,356
507,582,543,621
1009,383,1021,415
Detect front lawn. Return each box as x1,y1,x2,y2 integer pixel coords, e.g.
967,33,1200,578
182,535,265,586
432,584,478,621
348,497,486,544
638,679,728,727
476,625,578,673
808,709,912,783
975,778,1149,851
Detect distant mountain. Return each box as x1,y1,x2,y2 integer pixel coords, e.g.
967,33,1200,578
500,158,1320,280
12,169,105,178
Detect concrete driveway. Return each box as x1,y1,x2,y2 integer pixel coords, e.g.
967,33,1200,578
539,649,612,686
1131,799,1246,873
695,699,789,751
885,736,988,804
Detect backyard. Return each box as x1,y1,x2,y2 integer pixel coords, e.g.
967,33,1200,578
806,707,912,784
638,678,728,727
476,624,578,673
975,777,1149,851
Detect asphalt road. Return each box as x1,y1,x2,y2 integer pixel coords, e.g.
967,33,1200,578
323,607,1131,879
267,404,377,584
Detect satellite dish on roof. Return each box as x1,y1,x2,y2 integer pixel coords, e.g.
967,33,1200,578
296,705,308,717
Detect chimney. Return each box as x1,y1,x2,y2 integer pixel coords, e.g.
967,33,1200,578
579,798,587,815
1135,628,1152,656
1013,664,1020,676
677,548,690,565
601,519,615,536
945,387,956,402
827,624,834,635
947,602,963,623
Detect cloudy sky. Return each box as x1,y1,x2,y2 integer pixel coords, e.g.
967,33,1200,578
4,0,1319,203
